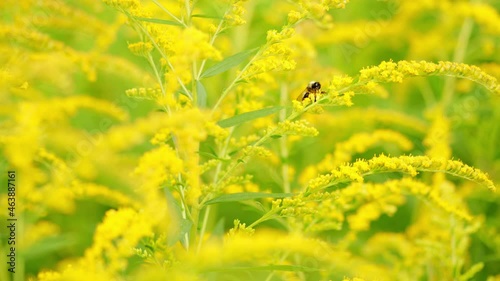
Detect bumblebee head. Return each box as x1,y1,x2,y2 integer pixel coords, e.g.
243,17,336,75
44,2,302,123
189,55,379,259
307,81,321,91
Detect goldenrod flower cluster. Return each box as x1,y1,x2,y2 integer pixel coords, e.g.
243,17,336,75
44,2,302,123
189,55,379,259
224,0,248,27
127,41,154,56
275,119,319,137
125,87,162,100
307,155,496,192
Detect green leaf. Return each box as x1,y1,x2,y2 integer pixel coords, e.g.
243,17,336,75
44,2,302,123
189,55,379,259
201,47,259,78
196,80,207,108
133,16,183,26
164,187,192,247
205,264,320,272
205,192,293,205
217,106,284,128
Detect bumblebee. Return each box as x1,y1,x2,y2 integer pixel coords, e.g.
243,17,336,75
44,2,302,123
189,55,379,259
296,81,325,102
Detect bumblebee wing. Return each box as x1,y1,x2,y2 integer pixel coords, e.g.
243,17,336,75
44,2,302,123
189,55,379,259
296,89,309,101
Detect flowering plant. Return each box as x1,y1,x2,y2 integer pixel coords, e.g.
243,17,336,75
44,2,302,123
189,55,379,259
0,0,499,280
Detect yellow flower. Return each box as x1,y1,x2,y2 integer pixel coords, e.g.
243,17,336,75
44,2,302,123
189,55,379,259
242,146,273,158
72,181,137,208
224,0,248,26
5,0,499,279
227,219,255,236
37,208,155,280
274,119,319,137
37,148,72,181
359,60,500,94
125,87,162,100
186,229,336,272
134,144,183,189
287,10,304,25
453,2,500,35
128,41,154,56
291,0,349,27
329,75,354,91
240,28,297,82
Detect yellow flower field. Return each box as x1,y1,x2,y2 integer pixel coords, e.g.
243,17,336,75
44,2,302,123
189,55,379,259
0,0,499,280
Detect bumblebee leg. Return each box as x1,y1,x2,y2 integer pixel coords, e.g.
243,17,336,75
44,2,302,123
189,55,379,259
319,91,325,101
314,91,322,102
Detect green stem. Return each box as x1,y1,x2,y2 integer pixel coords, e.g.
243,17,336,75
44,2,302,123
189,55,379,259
196,205,211,253
196,10,229,79
196,128,234,247
210,16,304,113
248,207,281,228
213,124,275,186
145,57,191,224
279,83,291,193
131,12,194,248
176,181,191,249
209,127,235,188
450,215,459,280
127,11,193,100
